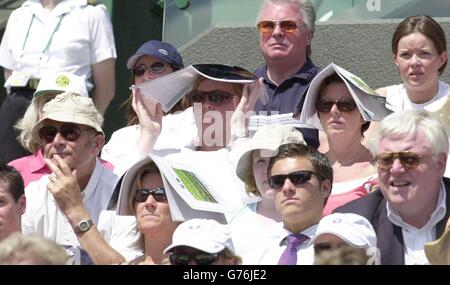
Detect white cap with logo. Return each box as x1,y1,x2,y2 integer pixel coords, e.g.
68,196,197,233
34,72,88,98
164,219,235,254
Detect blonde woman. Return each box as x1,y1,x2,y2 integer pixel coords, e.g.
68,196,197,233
112,157,181,265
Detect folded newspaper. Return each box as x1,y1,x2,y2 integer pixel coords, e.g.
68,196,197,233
247,112,315,136
133,64,258,113
150,154,233,223
116,155,230,223
299,63,393,130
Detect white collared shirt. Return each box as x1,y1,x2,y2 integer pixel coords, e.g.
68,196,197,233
21,159,118,247
242,223,317,265
0,0,116,90
386,182,447,265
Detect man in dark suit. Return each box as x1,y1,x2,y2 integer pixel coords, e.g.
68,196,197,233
335,110,450,265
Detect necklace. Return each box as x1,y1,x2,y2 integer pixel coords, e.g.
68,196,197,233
332,147,368,167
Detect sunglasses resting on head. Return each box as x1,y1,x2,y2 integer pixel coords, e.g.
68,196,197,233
38,124,94,143
268,170,320,190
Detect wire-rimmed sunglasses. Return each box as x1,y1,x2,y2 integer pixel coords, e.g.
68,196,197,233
38,124,93,143
134,187,167,203
374,151,429,171
268,170,319,190
189,90,235,105
132,62,167,77
257,20,299,34
316,99,357,113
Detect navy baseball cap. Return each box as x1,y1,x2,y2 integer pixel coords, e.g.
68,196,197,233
126,40,184,70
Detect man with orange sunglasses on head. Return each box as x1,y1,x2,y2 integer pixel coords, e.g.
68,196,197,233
254,0,320,148
335,110,450,265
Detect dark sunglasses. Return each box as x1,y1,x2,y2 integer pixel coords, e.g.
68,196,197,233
169,253,218,265
374,151,429,171
268,170,319,189
257,20,299,34
189,90,235,105
38,124,92,143
134,187,167,203
314,243,346,255
132,62,167,77
317,99,357,113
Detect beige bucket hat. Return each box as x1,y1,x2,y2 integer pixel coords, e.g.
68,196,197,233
31,92,103,142
235,124,306,182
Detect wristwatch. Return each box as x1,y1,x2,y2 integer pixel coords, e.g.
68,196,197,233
74,219,94,234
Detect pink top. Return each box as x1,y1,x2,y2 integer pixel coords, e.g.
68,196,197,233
8,149,114,187
323,178,378,216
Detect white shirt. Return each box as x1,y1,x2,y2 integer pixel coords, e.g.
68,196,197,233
242,223,317,265
385,81,450,112
21,159,118,247
0,0,116,90
228,204,279,256
101,107,198,177
386,182,447,265
97,210,143,261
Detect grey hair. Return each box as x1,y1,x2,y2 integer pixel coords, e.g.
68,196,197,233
369,110,449,161
257,0,316,34
0,233,68,265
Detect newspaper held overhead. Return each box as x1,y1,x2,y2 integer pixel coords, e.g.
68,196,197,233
133,64,260,113
299,63,393,130
150,153,232,223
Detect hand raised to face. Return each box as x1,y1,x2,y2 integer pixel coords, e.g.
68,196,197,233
45,154,83,215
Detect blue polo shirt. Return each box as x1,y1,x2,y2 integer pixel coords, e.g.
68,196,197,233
254,58,320,115
253,58,321,148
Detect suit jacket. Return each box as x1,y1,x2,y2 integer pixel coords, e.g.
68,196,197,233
334,177,450,265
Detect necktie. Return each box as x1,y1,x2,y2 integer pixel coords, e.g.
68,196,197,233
278,233,309,265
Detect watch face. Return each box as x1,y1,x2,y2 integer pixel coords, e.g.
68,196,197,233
78,220,93,232
79,221,89,231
